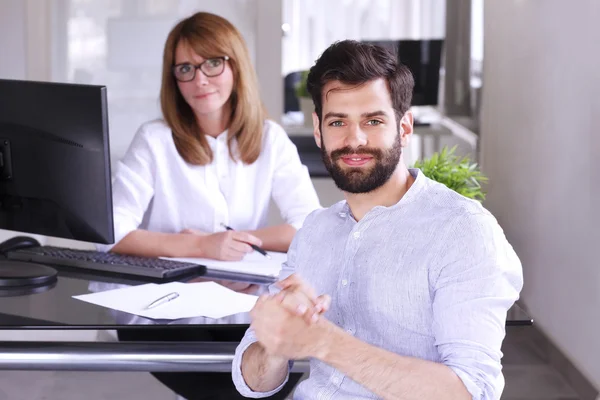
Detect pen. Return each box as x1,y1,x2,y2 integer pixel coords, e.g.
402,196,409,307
220,223,271,259
145,292,180,310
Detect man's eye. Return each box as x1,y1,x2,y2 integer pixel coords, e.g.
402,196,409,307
329,121,344,127
366,120,382,126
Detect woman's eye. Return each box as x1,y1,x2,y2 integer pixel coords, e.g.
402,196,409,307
178,64,192,73
206,59,222,68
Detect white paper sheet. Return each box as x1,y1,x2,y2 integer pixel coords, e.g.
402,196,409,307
73,281,258,320
162,251,288,278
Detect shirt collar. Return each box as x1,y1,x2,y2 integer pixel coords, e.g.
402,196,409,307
205,129,229,149
339,168,427,218
205,129,228,141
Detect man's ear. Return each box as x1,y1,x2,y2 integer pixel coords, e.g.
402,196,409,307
399,110,414,147
312,112,322,149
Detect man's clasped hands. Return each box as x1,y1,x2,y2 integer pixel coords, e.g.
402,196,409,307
250,274,335,361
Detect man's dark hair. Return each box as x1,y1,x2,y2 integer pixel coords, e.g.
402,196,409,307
306,40,414,127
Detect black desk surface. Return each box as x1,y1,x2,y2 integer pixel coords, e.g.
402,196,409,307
0,265,259,329
0,265,533,329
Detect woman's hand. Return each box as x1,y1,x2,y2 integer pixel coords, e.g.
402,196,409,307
202,231,263,260
180,229,262,261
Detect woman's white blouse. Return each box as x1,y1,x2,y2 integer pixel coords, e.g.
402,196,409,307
100,119,321,250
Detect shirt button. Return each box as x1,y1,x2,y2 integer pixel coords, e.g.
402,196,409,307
346,328,354,335
341,279,348,286
353,231,360,239
332,376,342,385
338,212,346,218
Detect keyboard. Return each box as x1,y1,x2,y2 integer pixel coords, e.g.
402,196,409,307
7,246,205,279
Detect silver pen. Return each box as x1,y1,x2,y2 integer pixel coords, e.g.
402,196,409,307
145,292,180,310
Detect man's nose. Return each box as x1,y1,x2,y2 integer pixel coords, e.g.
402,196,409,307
344,124,368,148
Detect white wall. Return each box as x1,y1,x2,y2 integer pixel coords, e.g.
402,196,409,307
0,0,26,79
481,0,599,388
256,0,282,123
0,0,53,80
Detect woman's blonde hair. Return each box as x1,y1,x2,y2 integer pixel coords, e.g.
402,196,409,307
160,12,266,165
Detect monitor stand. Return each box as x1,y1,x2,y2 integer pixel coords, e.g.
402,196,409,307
0,259,57,288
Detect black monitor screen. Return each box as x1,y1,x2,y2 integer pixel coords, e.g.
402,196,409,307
362,39,444,106
0,79,114,244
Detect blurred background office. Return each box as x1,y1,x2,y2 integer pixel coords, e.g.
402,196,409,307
0,0,480,166
0,0,597,399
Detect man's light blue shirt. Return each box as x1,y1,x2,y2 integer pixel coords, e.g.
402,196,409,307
232,169,523,399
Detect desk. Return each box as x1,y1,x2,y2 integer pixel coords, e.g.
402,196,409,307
0,268,533,372
0,266,532,372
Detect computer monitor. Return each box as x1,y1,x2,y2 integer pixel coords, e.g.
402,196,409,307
0,79,115,289
0,79,114,244
361,39,444,106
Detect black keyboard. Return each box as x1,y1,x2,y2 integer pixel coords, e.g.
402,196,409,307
7,246,205,279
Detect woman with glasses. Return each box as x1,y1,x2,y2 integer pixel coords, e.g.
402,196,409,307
107,11,319,400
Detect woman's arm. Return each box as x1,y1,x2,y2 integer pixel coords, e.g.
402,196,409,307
246,224,297,253
110,229,200,258
112,228,264,260
100,123,158,254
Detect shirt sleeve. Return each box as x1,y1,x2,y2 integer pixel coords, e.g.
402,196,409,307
231,223,305,397
431,212,524,400
267,121,321,230
231,327,294,398
96,124,156,252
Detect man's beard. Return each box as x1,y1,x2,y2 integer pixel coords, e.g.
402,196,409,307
321,132,402,194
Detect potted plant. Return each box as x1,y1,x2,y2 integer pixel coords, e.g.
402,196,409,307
412,145,488,202
295,70,314,127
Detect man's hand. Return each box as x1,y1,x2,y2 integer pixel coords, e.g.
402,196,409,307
274,274,331,324
250,294,332,360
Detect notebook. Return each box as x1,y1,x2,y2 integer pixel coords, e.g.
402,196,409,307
161,251,287,278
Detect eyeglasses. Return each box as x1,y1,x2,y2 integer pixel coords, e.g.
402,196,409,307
172,56,230,82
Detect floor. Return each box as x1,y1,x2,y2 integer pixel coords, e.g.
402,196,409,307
501,326,582,400
0,326,584,400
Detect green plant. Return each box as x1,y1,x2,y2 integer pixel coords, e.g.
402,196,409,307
412,145,488,202
295,70,310,99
